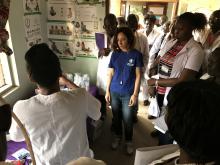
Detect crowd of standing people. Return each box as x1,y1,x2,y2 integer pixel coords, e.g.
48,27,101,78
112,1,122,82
1,6,220,165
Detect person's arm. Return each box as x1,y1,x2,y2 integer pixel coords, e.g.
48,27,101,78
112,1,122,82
141,35,149,70
147,68,198,87
129,67,141,106
59,75,79,90
149,56,160,77
105,68,114,105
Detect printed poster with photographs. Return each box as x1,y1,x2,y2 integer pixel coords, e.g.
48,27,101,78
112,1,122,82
48,2,75,21
73,3,105,57
48,39,75,59
47,0,106,59
75,38,97,56
23,0,41,14
24,14,42,49
47,22,74,40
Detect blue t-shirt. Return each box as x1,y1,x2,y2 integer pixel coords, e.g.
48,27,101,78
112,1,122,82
108,49,143,95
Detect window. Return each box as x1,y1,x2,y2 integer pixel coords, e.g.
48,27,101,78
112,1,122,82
0,22,18,95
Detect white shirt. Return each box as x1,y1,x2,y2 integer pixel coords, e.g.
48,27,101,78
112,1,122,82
139,28,161,50
148,32,169,69
96,34,113,95
158,38,205,105
10,88,101,165
134,31,149,71
96,52,112,95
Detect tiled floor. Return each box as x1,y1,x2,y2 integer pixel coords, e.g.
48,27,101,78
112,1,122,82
92,103,158,165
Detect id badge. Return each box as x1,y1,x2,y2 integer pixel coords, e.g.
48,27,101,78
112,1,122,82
161,65,169,73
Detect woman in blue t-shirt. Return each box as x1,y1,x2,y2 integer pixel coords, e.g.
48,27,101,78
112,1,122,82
105,27,143,155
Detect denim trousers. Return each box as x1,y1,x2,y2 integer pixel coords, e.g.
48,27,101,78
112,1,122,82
110,91,134,141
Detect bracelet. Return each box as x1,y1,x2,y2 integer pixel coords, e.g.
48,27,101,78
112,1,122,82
155,79,158,87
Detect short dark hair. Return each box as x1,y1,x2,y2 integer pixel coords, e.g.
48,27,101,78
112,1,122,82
127,14,138,32
178,12,207,31
25,43,62,88
112,27,134,51
144,14,156,23
166,80,220,163
104,13,117,28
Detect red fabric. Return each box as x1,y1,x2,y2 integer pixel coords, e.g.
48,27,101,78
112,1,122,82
157,42,185,94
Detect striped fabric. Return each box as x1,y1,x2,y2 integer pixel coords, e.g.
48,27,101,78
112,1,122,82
157,42,185,94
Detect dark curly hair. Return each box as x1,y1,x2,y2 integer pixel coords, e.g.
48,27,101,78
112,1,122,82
25,43,62,88
166,80,220,164
112,27,134,51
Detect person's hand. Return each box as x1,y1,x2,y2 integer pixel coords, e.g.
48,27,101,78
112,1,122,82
129,95,138,107
98,48,111,58
105,91,111,105
35,88,40,94
148,86,156,97
59,75,79,90
147,78,156,86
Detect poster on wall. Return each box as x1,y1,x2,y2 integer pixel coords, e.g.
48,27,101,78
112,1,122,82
72,20,98,38
47,22,74,40
75,38,97,57
47,1,105,59
23,0,41,14
48,2,75,21
48,39,75,59
24,14,42,48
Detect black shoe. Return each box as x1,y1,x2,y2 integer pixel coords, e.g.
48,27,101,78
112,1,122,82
151,130,160,137
143,100,150,106
148,115,156,119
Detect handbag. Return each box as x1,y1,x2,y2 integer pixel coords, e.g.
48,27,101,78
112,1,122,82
148,97,160,118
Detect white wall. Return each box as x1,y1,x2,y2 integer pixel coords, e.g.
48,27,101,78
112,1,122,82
167,2,174,21
60,57,98,85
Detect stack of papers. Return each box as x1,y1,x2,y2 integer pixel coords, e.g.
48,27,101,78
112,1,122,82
152,115,168,134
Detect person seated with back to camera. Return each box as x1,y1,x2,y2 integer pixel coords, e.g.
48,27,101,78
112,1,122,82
148,80,220,165
9,43,101,165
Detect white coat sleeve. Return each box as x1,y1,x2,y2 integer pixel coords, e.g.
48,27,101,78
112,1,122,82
9,102,25,142
85,91,101,121
185,46,205,72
